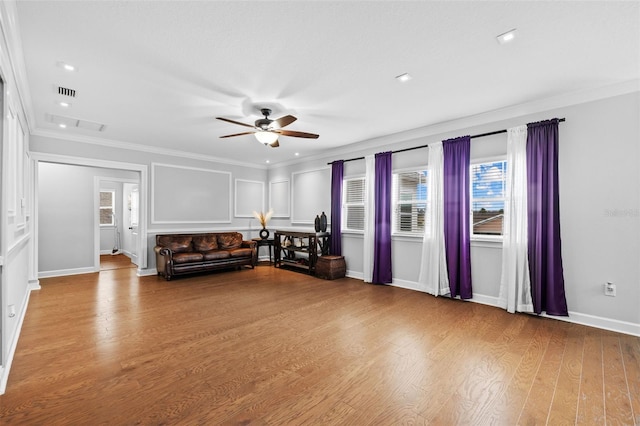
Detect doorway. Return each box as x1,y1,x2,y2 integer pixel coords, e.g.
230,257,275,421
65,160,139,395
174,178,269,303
97,177,140,272
32,153,148,279
100,254,136,271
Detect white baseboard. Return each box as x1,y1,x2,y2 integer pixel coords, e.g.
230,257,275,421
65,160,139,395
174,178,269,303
28,279,41,291
383,278,640,337
0,286,32,395
541,311,640,337
346,270,363,280
137,268,158,277
100,250,127,255
38,266,97,278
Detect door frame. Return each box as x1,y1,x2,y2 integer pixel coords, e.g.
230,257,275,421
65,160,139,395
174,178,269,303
30,152,148,276
95,177,139,268
121,182,140,265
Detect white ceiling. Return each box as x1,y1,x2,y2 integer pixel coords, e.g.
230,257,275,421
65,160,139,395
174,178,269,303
14,1,640,167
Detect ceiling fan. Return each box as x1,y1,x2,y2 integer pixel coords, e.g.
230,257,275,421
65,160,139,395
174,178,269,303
216,108,319,148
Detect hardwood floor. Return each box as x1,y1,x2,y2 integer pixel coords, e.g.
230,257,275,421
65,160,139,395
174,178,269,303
1,266,638,425
100,253,136,271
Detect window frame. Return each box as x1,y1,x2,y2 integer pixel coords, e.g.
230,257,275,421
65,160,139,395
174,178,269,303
470,156,507,241
100,189,116,227
392,167,429,237
342,175,366,233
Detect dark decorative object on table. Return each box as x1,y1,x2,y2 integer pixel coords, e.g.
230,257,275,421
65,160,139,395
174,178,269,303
320,211,327,232
253,209,273,240
314,215,321,232
259,228,270,239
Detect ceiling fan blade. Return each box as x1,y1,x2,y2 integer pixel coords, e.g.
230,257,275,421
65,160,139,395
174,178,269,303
216,117,256,129
273,115,297,128
277,130,319,139
220,131,255,138
269,140,280,148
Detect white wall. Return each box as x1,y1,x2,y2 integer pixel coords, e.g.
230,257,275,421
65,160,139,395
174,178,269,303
0,0,34,393
37,163,138,275
268,90,640,334
29,135,269,273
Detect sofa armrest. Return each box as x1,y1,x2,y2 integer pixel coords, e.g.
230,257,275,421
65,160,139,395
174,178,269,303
158,247,173,257
242,240,257,250
154,246,174,278
242,240,258,266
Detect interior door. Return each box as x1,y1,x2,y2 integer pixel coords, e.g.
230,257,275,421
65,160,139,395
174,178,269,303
123,183,139,266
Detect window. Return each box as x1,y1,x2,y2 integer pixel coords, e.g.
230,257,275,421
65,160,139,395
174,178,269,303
471,160,507,236
393,170,428,235
129,187,139,227
343,177,365,231
100,190,115,226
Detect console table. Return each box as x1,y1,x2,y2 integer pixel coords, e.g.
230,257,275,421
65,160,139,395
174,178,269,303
274,230,330,274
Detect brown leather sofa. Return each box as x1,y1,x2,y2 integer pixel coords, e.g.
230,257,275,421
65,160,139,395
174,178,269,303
154,232,257,281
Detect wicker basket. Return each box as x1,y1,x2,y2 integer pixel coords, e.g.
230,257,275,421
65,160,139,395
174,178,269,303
315,255,346,280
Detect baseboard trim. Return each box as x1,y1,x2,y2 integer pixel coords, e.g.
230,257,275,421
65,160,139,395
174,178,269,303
0,286,32,395
541,311,640,337
385,279,639,337
346,270,363,280
28,279,41,291
39,266,98,278
137,268,158,277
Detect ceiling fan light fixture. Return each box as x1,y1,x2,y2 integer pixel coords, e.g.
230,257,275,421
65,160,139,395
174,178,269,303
395,73,412,82
497,28,517,44
255,131,278,145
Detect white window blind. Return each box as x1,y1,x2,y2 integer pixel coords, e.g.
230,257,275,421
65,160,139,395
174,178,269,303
471,160,507,236
100,190,115,226
393,170,428,235
343,177,365,231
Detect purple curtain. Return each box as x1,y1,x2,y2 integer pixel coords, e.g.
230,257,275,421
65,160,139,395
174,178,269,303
443,136,472,299
330,160,344,255
526,119,568,316
372,152,392,284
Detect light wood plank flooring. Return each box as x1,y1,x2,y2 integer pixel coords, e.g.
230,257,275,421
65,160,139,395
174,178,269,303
100,253,136,271
1,266,638,425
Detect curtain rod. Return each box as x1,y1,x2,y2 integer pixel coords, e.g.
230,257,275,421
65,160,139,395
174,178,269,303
327,118,566,165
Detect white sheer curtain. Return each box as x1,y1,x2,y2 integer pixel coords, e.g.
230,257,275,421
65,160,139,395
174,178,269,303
363,154,375,283
418,142,449,295
498,125,533,313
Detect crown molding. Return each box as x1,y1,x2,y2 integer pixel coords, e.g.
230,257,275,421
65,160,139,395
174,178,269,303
30,129,267,170
269,79,640,168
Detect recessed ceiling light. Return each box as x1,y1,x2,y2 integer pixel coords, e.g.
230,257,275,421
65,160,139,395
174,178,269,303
395,73,412,83
58,101,71,107
265,160,270,164
56,61,77,72
295,152,299,156
58,123,67,128
496,29,517,44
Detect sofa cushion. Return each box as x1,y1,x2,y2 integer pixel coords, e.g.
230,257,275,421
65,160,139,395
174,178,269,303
173,252,204,264
217,233,242,250
228,248,253,258
157,235,193,253
193,234,218,252
203,250,230,261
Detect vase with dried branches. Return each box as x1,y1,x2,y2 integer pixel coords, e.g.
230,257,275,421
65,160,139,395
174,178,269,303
253,209,274,239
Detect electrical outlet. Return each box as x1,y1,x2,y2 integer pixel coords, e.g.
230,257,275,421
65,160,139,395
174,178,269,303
604,282,616,297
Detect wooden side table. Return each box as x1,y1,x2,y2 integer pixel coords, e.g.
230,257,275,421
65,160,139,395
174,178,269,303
252,238,274,264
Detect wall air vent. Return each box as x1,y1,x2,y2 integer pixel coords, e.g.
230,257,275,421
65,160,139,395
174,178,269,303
57,86,76,97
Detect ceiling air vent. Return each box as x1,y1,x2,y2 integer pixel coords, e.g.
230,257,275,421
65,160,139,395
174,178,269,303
57,86,76,97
